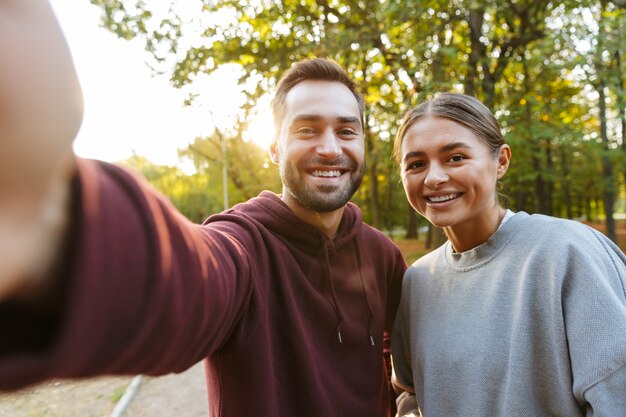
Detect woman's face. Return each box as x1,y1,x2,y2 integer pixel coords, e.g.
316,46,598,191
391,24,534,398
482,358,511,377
400,116,510,231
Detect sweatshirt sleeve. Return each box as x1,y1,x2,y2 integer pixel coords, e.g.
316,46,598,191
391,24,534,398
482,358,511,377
562,226,626,415
0,159,253,390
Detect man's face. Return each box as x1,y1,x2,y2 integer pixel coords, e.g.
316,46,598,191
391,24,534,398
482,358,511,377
270,80,365,213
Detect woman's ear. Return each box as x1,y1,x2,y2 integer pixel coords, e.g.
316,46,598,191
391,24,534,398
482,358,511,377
496,144,511,179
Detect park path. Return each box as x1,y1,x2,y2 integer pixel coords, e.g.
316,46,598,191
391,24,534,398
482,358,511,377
123,362,208,417
0,361,208,417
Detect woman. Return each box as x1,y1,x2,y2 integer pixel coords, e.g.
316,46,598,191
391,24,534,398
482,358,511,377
391,93,626,417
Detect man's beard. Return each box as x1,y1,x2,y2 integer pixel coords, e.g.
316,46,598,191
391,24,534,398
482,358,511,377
281,156,365,213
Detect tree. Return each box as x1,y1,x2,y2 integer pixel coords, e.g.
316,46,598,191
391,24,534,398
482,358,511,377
179,130,281,207
119,153,217,222
91,0,626,244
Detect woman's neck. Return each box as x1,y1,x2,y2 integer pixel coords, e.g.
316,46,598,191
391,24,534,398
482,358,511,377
445,206,506,253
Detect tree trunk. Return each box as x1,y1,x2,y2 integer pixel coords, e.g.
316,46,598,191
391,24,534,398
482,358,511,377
465,8,485,96
405,202,418,239
426,224,447,249
467,7,496,108
597,81,617,242
532,157,551,214
560,147,573,219
614,49,626,203
585,196,593,222
365,124,382,230
368,160,382,229
593,0,617,241
383,165,395,235
544,138,554,216
522,55,549,215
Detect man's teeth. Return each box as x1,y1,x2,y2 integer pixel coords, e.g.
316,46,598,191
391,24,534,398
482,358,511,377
428,193,458,203
313,170,341,178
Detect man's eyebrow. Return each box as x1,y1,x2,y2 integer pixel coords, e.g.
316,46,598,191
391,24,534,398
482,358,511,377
403,142,471,162
289,114,363,129
336,116,361,126
289,113,363,129
291,114,322,124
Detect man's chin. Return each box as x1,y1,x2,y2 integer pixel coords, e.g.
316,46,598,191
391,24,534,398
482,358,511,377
303,192,353,212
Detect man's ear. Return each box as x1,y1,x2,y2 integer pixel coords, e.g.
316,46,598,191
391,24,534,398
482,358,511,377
269,141,280,165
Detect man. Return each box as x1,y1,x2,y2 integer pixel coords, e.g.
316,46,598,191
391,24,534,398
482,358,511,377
0,2,406,416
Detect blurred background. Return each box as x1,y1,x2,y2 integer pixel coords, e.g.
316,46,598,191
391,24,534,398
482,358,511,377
51,0,626,249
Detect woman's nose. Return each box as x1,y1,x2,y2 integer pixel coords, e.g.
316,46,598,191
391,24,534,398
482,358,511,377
424,164,449,189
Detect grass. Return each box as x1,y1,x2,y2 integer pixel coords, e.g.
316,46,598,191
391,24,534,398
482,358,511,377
110,387,126,403
393,236,431,265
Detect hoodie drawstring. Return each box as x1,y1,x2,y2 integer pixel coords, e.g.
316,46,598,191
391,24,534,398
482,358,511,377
354,240,375,346
323,242,344,344
323,239,376,347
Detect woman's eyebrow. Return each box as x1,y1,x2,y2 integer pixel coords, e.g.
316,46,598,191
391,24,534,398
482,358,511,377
403,150,426,162
439,142,471,153
403,142,471,162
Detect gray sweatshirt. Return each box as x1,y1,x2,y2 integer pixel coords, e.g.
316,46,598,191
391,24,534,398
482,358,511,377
392,212,626,417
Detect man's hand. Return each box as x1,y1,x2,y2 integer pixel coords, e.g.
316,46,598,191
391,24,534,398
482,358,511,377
395,391,421,417
0,1,82,301
0,155,74,301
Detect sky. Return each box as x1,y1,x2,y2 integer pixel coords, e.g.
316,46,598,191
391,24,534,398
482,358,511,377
49,0,273,166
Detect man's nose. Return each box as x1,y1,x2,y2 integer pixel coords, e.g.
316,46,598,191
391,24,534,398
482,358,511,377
316,128,342,159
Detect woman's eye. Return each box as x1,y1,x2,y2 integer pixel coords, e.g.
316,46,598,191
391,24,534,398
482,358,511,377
449,154,465,162
296,127,315,134
406,160,426,170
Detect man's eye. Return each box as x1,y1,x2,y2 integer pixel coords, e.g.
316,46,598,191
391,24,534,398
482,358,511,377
338,128,357,135
296,127,315,134
449,154,465,162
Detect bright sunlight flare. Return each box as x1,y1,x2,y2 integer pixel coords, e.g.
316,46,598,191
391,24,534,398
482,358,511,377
50,0,274,166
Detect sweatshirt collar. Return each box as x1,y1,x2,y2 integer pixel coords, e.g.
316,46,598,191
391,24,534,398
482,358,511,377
444,211,528,271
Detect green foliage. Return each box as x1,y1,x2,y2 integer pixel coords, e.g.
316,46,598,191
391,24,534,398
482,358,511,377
110,387,125,403
94,0,626,239
119,130,282,220
119,154,217,222
179,129,282,206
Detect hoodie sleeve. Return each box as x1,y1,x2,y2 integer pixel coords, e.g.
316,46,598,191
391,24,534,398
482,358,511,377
381,236,407,416
0,159,253,390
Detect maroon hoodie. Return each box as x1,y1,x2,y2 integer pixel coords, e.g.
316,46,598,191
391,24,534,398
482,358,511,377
0,159,406,416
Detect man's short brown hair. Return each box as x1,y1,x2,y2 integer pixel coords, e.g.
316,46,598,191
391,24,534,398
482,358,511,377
271,58,365,139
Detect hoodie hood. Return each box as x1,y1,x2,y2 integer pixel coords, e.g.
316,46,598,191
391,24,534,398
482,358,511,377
225,191,363,252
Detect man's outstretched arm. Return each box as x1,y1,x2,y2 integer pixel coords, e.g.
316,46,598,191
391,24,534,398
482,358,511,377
0,0,82,301
0,3,254,389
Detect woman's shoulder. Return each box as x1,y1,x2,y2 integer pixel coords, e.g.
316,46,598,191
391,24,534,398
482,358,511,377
515,212,622,258
512,212,596,238
407,242,447,271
